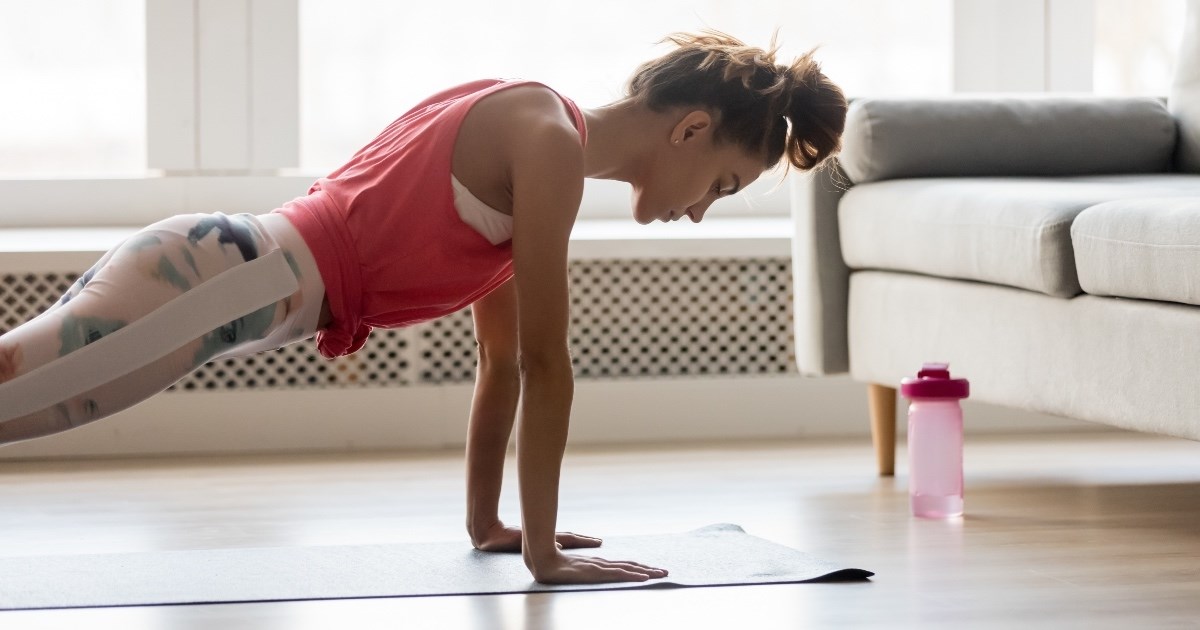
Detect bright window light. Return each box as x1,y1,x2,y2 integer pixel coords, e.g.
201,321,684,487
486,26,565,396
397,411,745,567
298,0,952,171
1094,0,1187,96
0,0,146,178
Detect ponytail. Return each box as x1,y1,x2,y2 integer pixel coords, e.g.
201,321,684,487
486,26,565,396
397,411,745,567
626,30,848,171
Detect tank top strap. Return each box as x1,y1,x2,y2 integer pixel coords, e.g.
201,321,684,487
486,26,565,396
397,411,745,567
557,95,588,147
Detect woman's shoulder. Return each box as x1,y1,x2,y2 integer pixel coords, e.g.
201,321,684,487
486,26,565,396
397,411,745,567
474,79,569,108
413,79,566,111
402,79,508,116
468,82,582,144
450,80,584,217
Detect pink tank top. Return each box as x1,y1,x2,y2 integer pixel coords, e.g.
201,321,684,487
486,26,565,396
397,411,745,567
273,79,589,358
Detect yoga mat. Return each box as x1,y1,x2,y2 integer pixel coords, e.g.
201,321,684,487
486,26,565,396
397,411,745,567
0,523,872,610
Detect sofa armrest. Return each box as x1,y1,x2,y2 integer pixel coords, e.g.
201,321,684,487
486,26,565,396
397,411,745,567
839,96,1178,184
790,162,851,376
1171,0,1200,173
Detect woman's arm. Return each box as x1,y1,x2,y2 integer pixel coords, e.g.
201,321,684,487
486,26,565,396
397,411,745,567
466,279,609,553
509,114,582,578
465,279,521,546
506,89,665,584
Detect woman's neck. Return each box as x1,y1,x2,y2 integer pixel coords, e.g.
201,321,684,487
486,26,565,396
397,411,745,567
580,100,664,183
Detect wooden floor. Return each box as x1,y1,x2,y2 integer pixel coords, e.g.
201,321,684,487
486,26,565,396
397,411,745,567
2,431,1199,629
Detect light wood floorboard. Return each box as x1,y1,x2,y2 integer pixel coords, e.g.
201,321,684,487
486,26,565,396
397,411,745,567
1,431,1199,629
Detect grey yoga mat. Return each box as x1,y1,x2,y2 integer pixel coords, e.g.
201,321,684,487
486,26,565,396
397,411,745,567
0,523,872,610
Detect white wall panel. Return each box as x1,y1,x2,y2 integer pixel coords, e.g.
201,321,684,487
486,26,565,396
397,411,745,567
197,0,251,170
1047,0,1095,92
250,0,300,170
954,0,1046,92
146,0,197,170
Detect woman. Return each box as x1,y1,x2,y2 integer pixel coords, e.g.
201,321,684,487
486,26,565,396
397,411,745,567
0,30,847,584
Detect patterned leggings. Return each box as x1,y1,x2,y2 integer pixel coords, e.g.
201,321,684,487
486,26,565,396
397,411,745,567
0,211,325,447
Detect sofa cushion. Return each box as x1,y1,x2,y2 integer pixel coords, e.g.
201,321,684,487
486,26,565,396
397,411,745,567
839,97,1177,184
849,270,1200,441
839,174,1200,297
1073,197,1200,305
1171,0,1200,173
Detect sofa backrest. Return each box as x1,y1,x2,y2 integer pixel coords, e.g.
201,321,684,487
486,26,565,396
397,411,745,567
1171,0,1200,173
837,97,1177,184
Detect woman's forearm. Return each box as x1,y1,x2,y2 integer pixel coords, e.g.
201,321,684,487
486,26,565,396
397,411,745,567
465,360,520,538
516,357,575,571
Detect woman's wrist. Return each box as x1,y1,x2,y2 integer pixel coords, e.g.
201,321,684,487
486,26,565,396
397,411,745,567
467,513,501,538
522,543,562,571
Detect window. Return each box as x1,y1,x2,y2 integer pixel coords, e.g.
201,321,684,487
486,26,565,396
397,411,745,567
1094,0,1187,96
0,0,146,178
298,0,952,172
1,0,1185,226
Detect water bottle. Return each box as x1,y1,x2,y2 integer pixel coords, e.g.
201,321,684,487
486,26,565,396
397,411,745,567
901,363,970,518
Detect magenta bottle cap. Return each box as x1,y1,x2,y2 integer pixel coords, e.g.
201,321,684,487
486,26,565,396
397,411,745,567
900,362,970,400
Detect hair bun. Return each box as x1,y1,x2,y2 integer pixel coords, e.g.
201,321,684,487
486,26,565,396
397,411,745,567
626,29,847,171
777,50,846,170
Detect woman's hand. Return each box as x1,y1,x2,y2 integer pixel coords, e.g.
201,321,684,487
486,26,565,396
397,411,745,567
471,519,603,553
527,549,669,585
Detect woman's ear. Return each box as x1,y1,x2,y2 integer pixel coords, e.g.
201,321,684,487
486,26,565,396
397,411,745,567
670,110,713,146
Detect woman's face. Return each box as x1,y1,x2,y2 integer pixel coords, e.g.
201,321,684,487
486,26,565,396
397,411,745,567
630,111,766,225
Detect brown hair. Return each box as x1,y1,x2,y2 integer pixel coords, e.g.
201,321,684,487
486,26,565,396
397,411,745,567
626,30,847,172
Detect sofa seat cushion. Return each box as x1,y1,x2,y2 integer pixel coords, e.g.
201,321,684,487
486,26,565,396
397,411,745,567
839,174,1200,297
1073,197,1200,305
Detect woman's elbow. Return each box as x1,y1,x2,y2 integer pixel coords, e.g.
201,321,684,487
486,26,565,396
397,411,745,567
476,341,518,374
516,349,572,377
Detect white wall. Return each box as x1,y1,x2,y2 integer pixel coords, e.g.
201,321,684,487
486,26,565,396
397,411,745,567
0,374,1103,461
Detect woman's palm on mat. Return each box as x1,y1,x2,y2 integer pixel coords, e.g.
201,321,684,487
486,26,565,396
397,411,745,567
471,521,668,584
472,521,601,553
529,551,669,584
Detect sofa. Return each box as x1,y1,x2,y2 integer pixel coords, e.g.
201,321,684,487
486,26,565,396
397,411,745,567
791,1,1200,475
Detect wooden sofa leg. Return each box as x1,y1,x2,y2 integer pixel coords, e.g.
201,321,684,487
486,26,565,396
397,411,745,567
867,383,897,477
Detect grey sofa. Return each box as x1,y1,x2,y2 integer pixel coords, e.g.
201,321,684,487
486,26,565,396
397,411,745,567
791,1,1200,475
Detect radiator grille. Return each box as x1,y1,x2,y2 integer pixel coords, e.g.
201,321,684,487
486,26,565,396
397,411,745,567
0,258,796,390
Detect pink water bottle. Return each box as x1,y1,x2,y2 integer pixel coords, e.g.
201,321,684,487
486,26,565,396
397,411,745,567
901,363,970,518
